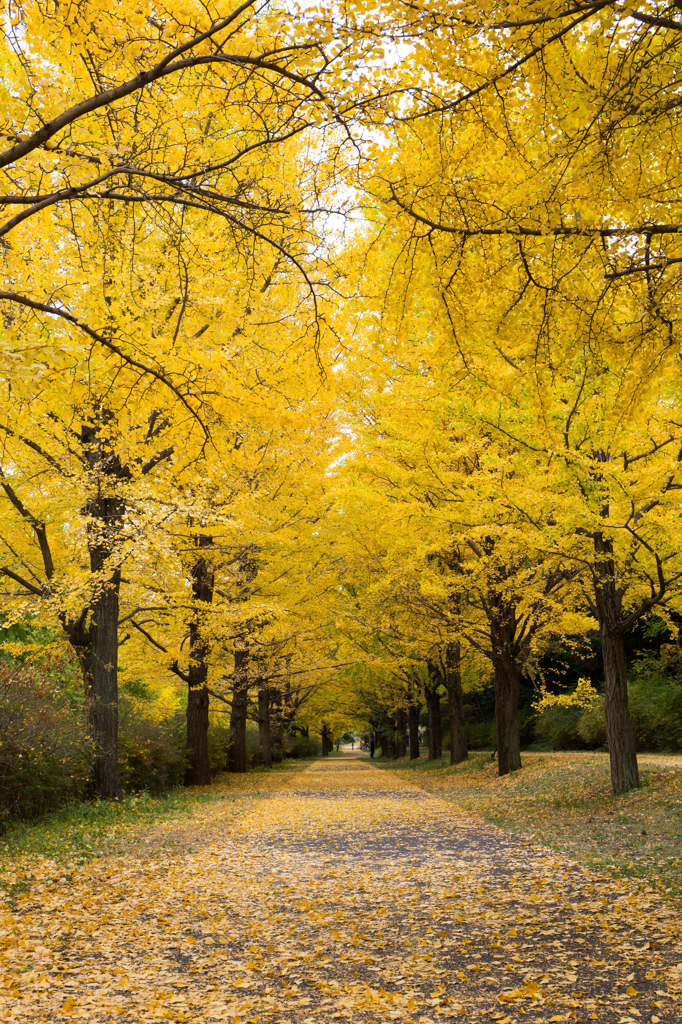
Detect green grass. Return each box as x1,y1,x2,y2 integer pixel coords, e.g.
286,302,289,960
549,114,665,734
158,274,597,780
0,758,310,867
0,787,229,865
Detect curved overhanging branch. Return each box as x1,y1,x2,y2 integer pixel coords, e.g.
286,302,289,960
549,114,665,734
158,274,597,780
0,0,328,170
0,291,208,439
400,2,612,121
388,185,682,241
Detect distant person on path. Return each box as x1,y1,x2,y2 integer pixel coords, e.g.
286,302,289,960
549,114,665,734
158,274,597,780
370,739,375,758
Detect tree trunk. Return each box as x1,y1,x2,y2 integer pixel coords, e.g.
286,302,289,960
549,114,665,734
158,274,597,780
592,530,640,794
395,708,407,758
88,562,123,798
424,670,443,760
408,702,421,759
184,535,213,786
602,627,640,793
229,643,249,773
321,722,332,755
185,684,209,784
493,660,522,776
445,641,468,764
269,685,284,761
258,685,272,768
87,489,123,800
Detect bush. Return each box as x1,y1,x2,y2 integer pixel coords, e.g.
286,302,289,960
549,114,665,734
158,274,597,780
245,724,261,767
284,734,321,759
208,718,232,775
0,652,92,822
574,647,682,752
535,704,587,750
466,718,495,749
577,697,607,747
118,706,187,793
247,727,321,766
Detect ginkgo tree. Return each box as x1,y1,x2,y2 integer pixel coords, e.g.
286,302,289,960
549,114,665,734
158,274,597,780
0,0,383,797
0,105,343,800
326,299,597,775
345,0,682,789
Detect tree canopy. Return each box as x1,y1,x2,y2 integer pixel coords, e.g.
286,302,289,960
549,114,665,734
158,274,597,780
1,0,681,796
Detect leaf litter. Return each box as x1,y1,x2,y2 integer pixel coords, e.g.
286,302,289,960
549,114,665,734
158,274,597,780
0,759,681,1023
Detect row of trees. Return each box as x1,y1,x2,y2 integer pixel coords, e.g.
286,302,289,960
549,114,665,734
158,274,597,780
0,0,369,796
1,0,681,798
322,0,682,793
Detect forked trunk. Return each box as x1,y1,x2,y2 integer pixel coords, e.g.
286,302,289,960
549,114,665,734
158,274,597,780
258,686,272,767
408,702,421,759
493,660,522,776
229,644,249,773
445,641,468,764
602,627,639,793
424,674,442,760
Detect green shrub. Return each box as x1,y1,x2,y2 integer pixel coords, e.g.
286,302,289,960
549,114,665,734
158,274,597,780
574,647,682,752
118,708,187,793
577,697,607,747
535,704,587,750
247,727,321,766
245,723,261,767
208,718,232,774
0,652,92,822
627,648,682,750
466,718,495,749
284,734,321,758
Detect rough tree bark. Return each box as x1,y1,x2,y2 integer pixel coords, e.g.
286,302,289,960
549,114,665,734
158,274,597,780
269,684,284,762
395,708,407,758
381,720,395,758
493,659,522,775
321,722,333,755
89,549,123,797
229,642,249,773
445,641,468,764
408,700,421,759
601,627,639,793
592,529,640,792
486,598,524,777
184,534,214,786
425,666,443,760
87,492,124,799
258,685,272,768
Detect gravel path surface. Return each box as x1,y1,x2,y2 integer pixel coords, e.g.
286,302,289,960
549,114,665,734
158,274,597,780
1,759,681,1022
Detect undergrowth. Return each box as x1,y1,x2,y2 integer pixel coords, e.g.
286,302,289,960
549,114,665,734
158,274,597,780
0,759,309,866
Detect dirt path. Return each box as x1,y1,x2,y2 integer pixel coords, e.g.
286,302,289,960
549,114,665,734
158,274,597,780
1,760,681,1022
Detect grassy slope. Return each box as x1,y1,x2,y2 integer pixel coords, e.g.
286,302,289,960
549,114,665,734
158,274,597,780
0,758,314,873
375,750,682,902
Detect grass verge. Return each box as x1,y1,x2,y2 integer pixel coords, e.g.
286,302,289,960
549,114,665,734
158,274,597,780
376,750,682,902
0,758,310,869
